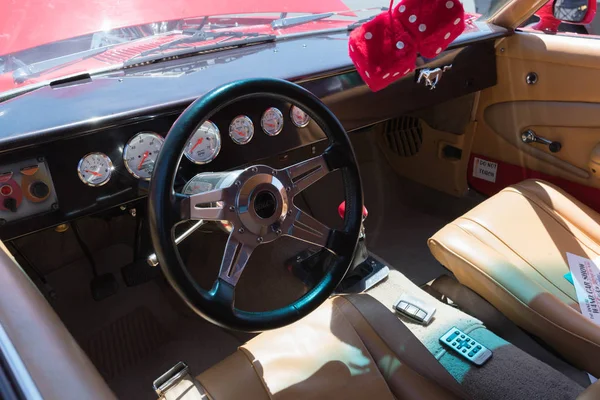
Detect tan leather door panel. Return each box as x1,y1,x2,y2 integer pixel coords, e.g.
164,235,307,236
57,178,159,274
484,101,600,180
473,32,600,191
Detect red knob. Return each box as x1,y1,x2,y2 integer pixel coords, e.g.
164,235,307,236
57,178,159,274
338,201,368,220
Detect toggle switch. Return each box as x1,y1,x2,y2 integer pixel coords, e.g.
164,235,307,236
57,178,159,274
3,198,17,212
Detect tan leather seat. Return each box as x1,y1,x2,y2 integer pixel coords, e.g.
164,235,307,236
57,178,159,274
428,179,600,377
196,295,467,400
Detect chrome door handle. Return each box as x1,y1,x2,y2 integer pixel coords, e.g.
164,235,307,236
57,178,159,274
521,130,562,153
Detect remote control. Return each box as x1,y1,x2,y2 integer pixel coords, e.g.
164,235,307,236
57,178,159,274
439,327,492,366
393,294,436,325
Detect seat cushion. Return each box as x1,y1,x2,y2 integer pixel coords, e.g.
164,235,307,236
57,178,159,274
196,295,465,400
428,179,600,377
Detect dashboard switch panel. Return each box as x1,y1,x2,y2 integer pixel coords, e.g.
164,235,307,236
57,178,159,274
0,158,58,223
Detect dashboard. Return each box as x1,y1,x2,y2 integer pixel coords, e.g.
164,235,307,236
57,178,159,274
0,98,328,239
0,22,510,240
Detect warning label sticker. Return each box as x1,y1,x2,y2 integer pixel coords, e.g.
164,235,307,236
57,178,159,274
566,252,600,383
472,157,498,183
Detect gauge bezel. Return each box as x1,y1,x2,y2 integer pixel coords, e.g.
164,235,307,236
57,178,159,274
184,120,222,165
261,107,284,136
123,132,165,181
77,152,113,187
229,115,254,145
290,105,310,128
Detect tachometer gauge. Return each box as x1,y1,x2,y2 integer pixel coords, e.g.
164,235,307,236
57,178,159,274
77,152,113,187
261,107,284,136
290,105,310,128
123,132,164,180
184,121,221,164
229,115,254,145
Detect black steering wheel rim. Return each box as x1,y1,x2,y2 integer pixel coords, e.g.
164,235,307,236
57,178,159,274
148,78,363,332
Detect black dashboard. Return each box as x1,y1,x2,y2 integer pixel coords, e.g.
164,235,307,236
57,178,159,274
0,22,510,240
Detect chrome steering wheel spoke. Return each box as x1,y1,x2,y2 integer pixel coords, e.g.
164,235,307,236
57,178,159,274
285,206,332,250
217,233,256,287
181,187,231,221
281,154,330,198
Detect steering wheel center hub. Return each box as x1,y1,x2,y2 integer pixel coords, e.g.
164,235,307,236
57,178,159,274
235,167,289,238
254,190,277,218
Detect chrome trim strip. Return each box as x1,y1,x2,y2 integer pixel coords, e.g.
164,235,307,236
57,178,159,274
0,322,43,400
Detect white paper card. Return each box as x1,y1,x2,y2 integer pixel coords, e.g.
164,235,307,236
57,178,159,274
472,157,498,183
566,252,600,384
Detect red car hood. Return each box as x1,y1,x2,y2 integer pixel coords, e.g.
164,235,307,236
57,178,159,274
0,0,349,55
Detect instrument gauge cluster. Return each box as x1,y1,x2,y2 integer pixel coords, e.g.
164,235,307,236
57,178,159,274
123,132,164,180
229,115,254,145
184,121,221,164
77,152,113,187
290,105,310,128
261,107,284,136
76,105,313,186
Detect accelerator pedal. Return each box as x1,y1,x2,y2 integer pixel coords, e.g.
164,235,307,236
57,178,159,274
122,258,161,287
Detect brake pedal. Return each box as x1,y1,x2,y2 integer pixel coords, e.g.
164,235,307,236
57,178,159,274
90,273,118,301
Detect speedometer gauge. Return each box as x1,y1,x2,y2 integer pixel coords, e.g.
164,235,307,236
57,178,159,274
184,121,221,164
77,152,113,187
290,106,310,128
123,132,164,180
261,107,284,136
229,115,254,145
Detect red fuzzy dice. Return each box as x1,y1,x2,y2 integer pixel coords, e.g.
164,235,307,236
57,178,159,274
349,11,417,92
348,0,465,92
397,0,465,58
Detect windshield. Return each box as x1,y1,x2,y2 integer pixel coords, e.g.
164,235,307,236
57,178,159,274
0,0,512,97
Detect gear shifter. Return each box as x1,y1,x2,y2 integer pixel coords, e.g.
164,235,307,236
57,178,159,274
337,201,369,270
334,201,389,293
286,201,389,293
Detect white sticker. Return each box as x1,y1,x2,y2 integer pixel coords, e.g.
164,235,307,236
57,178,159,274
566,252,600,384
472,157,498,183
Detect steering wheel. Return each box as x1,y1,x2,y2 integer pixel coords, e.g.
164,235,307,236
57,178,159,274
148,78,363,332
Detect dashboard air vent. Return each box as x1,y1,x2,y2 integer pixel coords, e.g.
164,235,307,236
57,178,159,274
382,116,423,157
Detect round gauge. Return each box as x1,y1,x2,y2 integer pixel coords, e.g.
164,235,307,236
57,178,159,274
261,107,284,136
77,152,113,187
123,132,164,180
229,115,254,145
184,121,222,164
290,105,310,128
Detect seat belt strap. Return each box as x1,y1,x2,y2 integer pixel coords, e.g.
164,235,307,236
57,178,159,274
344,294,472,400
153,362,209,400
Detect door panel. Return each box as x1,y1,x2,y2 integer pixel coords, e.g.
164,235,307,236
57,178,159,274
471,32,600,209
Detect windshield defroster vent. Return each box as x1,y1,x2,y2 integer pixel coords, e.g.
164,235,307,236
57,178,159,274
382,116,423,157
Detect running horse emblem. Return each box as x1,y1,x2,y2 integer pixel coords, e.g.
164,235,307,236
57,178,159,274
417,65,452,90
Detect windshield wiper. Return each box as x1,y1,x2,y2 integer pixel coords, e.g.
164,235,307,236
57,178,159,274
139,30,271,57
271,7,387,30
271,13,335,29
123,33,276,68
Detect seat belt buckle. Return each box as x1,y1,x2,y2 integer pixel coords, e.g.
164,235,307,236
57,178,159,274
153,361,190,397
